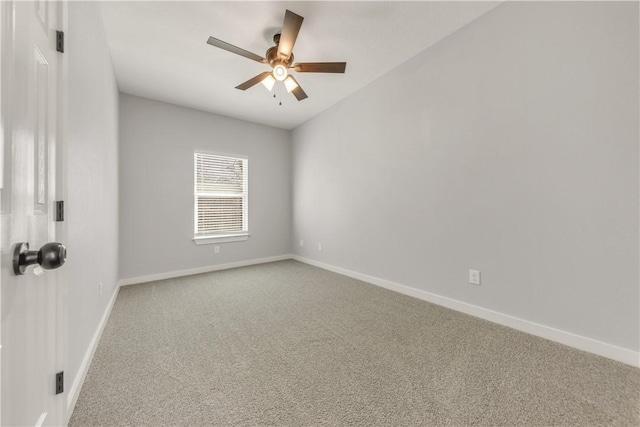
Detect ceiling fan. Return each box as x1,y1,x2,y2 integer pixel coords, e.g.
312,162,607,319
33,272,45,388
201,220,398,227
206,9,346,101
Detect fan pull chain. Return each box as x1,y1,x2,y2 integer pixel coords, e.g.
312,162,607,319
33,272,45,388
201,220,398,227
270,83,283,106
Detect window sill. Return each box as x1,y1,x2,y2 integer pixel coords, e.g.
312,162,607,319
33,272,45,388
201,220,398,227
193,234,250,245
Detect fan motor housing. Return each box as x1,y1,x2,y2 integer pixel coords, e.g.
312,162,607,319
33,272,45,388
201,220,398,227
266,34,293,67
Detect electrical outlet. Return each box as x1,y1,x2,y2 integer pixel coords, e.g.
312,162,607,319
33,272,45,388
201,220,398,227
469,269,481,285
214,246,220,254
299,239,304,247
318,243,322,251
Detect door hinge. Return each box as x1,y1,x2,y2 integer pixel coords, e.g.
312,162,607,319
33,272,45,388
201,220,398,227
56,31,64,53
55,201,64,222
55,371,64,395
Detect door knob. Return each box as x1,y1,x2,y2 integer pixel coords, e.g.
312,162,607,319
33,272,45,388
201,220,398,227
13,242,67,275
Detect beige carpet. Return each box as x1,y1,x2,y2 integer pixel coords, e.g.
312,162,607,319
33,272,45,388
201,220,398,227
70,260,639,426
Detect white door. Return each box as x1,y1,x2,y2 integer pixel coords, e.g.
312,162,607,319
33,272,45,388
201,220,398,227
1,1,67,426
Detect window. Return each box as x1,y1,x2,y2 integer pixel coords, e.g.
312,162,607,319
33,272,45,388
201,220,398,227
194,152,248,244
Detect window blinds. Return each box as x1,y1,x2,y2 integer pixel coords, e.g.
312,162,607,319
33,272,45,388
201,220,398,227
194,152,248,236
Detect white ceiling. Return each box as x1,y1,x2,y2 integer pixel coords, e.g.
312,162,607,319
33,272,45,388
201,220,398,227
100,1,501,130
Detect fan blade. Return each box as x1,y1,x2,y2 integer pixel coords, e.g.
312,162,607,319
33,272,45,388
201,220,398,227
293,62,347,73
207,36,267,64
278,10,303,59
287,75,308,101
235,71,272,90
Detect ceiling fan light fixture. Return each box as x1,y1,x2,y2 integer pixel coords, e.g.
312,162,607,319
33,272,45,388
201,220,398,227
284,76,298,93
207,9,346,102
273,64,288,81
261,74,276,91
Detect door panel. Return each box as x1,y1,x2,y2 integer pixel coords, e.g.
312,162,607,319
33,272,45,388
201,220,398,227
1,1,65,426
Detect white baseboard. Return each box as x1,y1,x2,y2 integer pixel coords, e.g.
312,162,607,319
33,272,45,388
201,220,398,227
292,255,639,368
119,254,293,286
67,283,121,420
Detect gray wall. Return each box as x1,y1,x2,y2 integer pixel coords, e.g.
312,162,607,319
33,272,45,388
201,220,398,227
292,1,639,352
119,94,292,280
67,0,120,399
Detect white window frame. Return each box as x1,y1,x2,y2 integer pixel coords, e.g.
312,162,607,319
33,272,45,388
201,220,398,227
193,151,249,245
